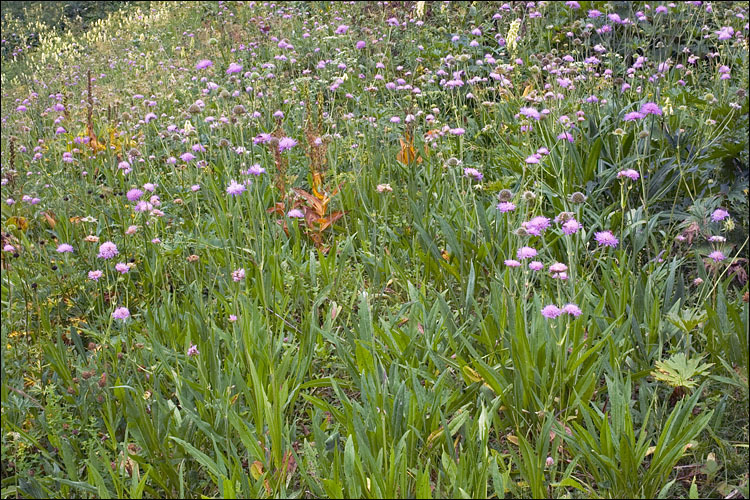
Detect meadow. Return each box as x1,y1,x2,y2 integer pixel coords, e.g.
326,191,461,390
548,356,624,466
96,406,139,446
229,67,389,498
1,1,748,498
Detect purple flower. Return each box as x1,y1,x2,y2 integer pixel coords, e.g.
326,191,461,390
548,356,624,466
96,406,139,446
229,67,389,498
278,137,297,152
98,241,119,259
180,152,196,162
525,154,541,164
541,305,563,319
115,262,130,274
517,246,538,259
356,40,366,49
226,180,246,196
623,111,644,122
287,209,305,218
639,102,662,116
549,262,568,274
595,231,619,248
504,259,521,267
126,188,144,201
716,26,734,40
524,216,551,236
563,303,583,317
245,164,265,176
56,243,74,253
711,208,729,222
112,307,130,320
334,24,349,34
196,59,213,70
708,251,726,262
232,268,246,282
529,261,544,271
187,344,200,357
88,270,103,281
497,202,516,213
227,62,243,74
464,168,483,181
561,219,581,235
519,107,542,120
617,169,640,180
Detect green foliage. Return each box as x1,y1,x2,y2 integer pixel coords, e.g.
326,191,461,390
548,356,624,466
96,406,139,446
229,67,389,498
1,0,748,498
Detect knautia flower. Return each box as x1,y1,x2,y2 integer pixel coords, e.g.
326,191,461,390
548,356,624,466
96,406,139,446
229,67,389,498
563,303,583,317
549,262,568,274
464,168,483,181
617,169,640,180
711,208,729,222
288,209,305,218
112,307,130,320
562,219,581,235
541,305,563,319
226,180,246,196
278,137,297,152
232,268,246,282
595,231,619,248
226,62,243,74
195,59,213,70
56,243,74,253
524,216,551,236
126,188,144,201
517,246,538,259
504,259,521,267
708,251,726,262
529,261,544,271
115,262,130,274
88,270,103,281
180,152,196,163
98,241,118,259
497,202,516,213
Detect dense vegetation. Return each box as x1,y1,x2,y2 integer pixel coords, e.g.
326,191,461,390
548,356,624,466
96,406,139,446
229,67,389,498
1,1,748,498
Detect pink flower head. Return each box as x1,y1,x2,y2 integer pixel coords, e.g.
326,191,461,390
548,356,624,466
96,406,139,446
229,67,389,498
112,307,130,320
334,24,349,34
708,251,726,262
196,59,213,70
226,180,246,196
126,188,144,201
516,246,538,259
562,219,581,235
711,208,729,222
464,168,483,181
524,216,551,236
639,102,662,116
541,305,563,319
56,243,74,253
288,209,305,218
187,344,200,357
115,262,130,274
504,259,521,267
595,231,619,248
98,241,119,259
549,262,568,274
563,303,583,317
623,111,644,122
356,40,366,49
180,152,196,162
617,169,640,180
226,62,243,74
278,137,298,152
528,261,544,271
88,270,103,281
232,268,246,282
496,202,516,213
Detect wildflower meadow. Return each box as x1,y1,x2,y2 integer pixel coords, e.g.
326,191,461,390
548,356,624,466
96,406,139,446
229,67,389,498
1,1,748,498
